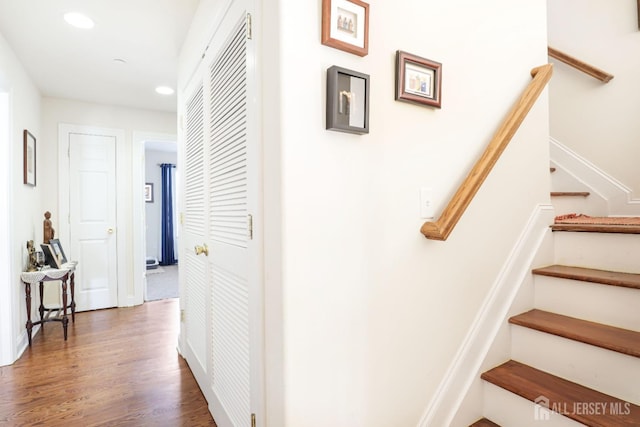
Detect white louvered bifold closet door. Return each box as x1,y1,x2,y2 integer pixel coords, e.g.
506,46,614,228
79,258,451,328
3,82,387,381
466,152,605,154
183,84,210,380
208,16,251,427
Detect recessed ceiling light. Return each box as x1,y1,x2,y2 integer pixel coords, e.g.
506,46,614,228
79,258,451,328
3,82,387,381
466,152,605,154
155,86,175,95
64,12,95,29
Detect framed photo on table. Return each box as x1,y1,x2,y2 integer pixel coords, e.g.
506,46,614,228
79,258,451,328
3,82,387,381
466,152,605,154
41,244,62,269
322,0,369,56
395,50,442,109
49,238,68,265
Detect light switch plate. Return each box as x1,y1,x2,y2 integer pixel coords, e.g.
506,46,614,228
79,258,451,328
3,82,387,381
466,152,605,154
420,187,435,219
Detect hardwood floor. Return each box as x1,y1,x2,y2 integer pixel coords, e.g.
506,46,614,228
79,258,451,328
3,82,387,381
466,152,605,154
0,299,217,426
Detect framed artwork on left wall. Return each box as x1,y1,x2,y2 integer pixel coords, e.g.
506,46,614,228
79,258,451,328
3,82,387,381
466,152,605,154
23,129,36,186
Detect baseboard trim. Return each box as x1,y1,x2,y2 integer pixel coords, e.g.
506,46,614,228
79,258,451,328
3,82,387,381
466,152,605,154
550,138,640,215
417,204,555,427
14,324,41,363
208,390,234,427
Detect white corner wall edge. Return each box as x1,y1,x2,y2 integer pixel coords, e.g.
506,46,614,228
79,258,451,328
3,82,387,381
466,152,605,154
0,91,14,366
550,137,640,215
417,204,555,427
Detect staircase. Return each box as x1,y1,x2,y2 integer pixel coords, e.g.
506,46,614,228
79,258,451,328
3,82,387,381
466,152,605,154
469,171,640,426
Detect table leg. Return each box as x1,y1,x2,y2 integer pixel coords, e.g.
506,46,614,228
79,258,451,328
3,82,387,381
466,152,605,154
24,283,33,347
70,272,76,323
38,282,45,321
61,278,69,341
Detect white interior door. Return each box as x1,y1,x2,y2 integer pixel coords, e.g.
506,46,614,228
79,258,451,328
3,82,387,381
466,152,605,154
180,5,261,426
182,81,210,386
208,14,252,427
68,133,118,311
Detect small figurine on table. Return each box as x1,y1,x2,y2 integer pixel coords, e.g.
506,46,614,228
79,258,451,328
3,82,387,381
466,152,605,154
26,240,38,272
43,211,55,244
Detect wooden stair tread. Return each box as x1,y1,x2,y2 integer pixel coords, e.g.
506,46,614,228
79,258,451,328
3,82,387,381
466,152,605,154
509,309,640,358
550,191,590,197
469,418,500,427
481,360,640,426
551,223,640,234
532,265,640,290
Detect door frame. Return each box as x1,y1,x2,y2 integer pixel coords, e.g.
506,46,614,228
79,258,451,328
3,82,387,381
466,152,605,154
132,131,177,305
245,2,266,423
58,124,128,307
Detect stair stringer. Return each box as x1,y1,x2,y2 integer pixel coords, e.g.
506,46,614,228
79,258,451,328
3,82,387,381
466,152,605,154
417,204,555,427
550,137,640,216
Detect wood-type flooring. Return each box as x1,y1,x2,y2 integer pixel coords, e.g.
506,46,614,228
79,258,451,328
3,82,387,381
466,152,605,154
0,299,217,426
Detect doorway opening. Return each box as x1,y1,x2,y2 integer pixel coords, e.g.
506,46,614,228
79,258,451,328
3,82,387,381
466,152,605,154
142,139,179,302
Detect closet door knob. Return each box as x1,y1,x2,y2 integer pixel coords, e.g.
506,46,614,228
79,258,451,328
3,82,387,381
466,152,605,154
194,244,209,256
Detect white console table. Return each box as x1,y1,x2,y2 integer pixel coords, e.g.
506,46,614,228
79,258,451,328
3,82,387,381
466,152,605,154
20,261,78,346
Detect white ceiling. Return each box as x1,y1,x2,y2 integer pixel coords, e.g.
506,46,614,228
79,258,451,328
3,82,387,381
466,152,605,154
0,0,200,113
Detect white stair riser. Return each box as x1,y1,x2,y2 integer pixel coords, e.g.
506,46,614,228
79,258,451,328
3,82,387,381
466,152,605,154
554,232,640,273
511,326,640,404
549,166,591,194
483,382,583,427
534,276,640,331
551,195,608,217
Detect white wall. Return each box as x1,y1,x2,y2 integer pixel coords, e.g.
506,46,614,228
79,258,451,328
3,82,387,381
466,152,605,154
180,0,550,425
548,0,640,195
41,98,177,305
277,1,549,426
145,148,178,261
0,31,43,364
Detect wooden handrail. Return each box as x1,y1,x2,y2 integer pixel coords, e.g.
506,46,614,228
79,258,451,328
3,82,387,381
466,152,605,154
421,64,553,241
547,47,613,83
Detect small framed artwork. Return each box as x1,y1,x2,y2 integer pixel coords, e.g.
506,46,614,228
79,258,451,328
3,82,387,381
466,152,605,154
23,130,36,186
49,238,68,265
395,51,442,109
144,183,154,203
40,244,62,269
322,0,369,57
326,65,370,135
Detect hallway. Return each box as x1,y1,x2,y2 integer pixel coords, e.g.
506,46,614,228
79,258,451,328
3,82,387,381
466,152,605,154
0,299,216,426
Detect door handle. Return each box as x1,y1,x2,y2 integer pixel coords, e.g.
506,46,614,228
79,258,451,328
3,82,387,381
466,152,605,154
107,228,114,234
194,244,209,256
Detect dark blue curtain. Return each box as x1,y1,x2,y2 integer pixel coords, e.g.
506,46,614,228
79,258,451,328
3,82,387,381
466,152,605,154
160,163,177,265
